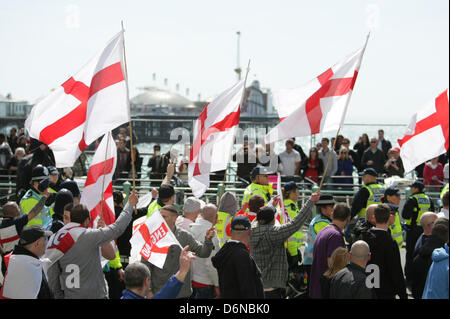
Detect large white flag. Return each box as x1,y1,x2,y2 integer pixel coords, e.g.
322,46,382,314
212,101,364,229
265,36,369,144
129,210,181,269
25,31,130,168
398,89,449,173
188,80,245,198
80,132,117,228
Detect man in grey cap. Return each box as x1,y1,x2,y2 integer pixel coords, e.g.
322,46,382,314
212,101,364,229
175,197,205,232
0,225,54,299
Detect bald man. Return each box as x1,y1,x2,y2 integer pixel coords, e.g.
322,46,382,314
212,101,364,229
330,240,375,299
351,204,377,244
189,204,220,299
413,212,438,257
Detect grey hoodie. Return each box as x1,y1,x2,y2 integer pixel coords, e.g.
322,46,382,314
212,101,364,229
218,192,238,216
47,203,134,299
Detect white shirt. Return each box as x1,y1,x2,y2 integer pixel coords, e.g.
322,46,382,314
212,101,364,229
437,208,449,219
175,216,194,233
278,149,301,176
189,216,220,286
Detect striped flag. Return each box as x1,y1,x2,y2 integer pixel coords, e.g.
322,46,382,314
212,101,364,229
25,31,130,168
80,132,117,228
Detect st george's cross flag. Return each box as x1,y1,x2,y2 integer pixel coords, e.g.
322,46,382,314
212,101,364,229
80,132,117,228
398,89,449,173
265,36,369,144
25,31,130,168
129,210,181,269
188,80,246,198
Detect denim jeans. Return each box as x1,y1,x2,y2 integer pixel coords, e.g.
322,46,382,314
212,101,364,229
192,286,215,299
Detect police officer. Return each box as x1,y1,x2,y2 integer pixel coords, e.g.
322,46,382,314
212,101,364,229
303,194,334,296
347,168,385,244
351,168,386,219
401,180,434,285
381,187,404,248
241,166,274,207
281,181,304,270
19,165,53,228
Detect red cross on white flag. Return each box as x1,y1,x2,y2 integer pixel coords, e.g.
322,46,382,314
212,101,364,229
129,210,181,269
25,31,130,168
188,80,246,198
398,89,449,173
265,36,369,144
80,132,117,228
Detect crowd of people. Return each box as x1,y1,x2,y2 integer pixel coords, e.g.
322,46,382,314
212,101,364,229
0,125,449,300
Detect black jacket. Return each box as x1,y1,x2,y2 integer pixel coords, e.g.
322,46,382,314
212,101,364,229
212,241,264,299
351,218,374,244
358,229,407,299
411,235,445,299
330,263,376,299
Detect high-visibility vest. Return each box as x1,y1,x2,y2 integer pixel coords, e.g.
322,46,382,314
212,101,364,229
441,183,449,201
281,199,304,257
146,200,162,218
109,247,123,269
404,193,431,226
389,211,404,247
303,214,331,265
19,189,53,228
216,211,233,247
357,183,386,218
241,183,273,207
0,220,20,254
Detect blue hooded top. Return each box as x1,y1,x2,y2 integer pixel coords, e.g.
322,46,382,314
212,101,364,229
422,243,449,299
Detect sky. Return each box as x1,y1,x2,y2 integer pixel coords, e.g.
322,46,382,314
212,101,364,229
0,0,448,124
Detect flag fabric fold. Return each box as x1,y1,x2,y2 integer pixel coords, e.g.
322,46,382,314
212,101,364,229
25,31,130,168
80,132,117,228
188,80,246,198
398,89,449,173
265,37,369,144
129,210,181,269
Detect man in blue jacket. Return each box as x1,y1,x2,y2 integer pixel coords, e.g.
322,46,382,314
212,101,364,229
121,246,195,299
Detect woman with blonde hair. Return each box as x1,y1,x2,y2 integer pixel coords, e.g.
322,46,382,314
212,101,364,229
334,146,354,190
320,246,349,298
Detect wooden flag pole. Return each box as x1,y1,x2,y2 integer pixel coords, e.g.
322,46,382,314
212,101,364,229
217,59,251,207
121,21,136,193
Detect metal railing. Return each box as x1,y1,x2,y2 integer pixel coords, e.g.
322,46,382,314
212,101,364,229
1,171,445,216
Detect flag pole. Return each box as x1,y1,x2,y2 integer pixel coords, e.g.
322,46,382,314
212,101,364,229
121,20,136,194
99,132,112,221
217,59,251,207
